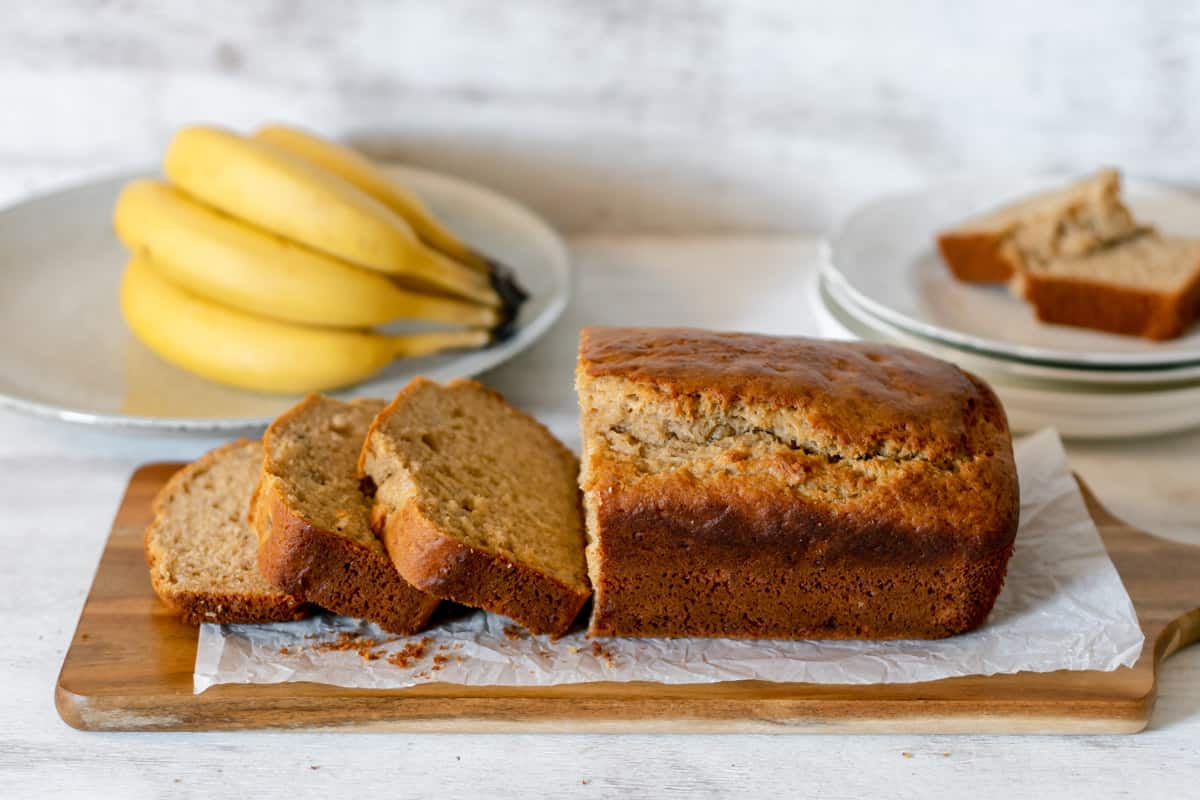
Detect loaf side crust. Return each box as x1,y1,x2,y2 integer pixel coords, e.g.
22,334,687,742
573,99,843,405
1018,268,1200,341
144,440,308,626
370,497,591,637
145,580,310,626
251,474,439,635
936,230,1019,283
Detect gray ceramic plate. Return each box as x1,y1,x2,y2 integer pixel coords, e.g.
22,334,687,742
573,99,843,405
0,166,570,431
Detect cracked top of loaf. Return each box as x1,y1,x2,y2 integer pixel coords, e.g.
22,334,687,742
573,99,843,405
576,327,1019,559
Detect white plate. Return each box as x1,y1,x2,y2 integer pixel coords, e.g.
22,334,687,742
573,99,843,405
0,167,570,431
827,174,1200,368
821,264,1200,385
812,273,1200,439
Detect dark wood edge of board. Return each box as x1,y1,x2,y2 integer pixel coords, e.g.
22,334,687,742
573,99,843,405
54,462,1200,734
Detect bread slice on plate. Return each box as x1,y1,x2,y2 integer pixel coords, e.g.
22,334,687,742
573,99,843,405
937,169,1141,283
359,378,590,637
145,439,308,625
251,395,440,635
1014,233,1200,340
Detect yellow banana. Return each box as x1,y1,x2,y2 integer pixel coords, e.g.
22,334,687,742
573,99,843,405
254,123,489,273
114,179,498,330
120,256,489,394
162,125,497,307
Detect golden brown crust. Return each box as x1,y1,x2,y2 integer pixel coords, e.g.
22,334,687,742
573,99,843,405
371,499,590,637
252,395,439,635
579,327,1009,462
937,231,1018,283
1019,269,1200,340
361,377,590,637
577,329,1019,640
144,439,308,626
145,581,310,626
252,475,439,635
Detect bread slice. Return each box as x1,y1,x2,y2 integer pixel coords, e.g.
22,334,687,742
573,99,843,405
1014,233,1200,340
937,169,1141,282
145,439,308,625
359,378,590,636
250,396,440,634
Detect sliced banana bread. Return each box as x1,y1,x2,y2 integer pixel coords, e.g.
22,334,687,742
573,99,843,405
577,327,1019,640
251,395,440,635
1014,233,1200,340
145,439,308,625
937,169,1140,282
359,378,590,637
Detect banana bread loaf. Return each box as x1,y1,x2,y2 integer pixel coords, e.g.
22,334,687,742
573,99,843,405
576,327,1019,640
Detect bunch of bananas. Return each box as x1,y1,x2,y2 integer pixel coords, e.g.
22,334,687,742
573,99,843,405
115,124,525,394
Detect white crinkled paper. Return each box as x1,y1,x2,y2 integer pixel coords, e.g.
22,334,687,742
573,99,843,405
194,428,1143,693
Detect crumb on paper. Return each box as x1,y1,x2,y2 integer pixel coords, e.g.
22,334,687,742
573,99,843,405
307,631,403,662
590,640,617,667
503,624,527,640
278,646,290,655
387,637,432,668
901,752,913,759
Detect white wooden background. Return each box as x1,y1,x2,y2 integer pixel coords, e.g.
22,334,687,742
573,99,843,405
4,0,1200,233
3,3,1200,798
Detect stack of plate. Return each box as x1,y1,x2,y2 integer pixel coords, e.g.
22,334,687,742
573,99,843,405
815,175,1200,439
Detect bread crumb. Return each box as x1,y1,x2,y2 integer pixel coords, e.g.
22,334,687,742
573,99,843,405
278,646,290,655
901,752,913,759
311,631,397,661
589,640,616,667
387,637,432,668
503,624,527,640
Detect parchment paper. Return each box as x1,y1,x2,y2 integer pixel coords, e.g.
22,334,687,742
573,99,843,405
194,428,1143,692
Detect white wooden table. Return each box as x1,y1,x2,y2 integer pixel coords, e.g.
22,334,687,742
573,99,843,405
1,236,1197,799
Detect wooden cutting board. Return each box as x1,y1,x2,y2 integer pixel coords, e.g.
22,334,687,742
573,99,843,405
55,462,1200,734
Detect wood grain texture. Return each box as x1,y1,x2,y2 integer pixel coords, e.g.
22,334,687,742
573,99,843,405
55,462,1199,734
4,2,1200,233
